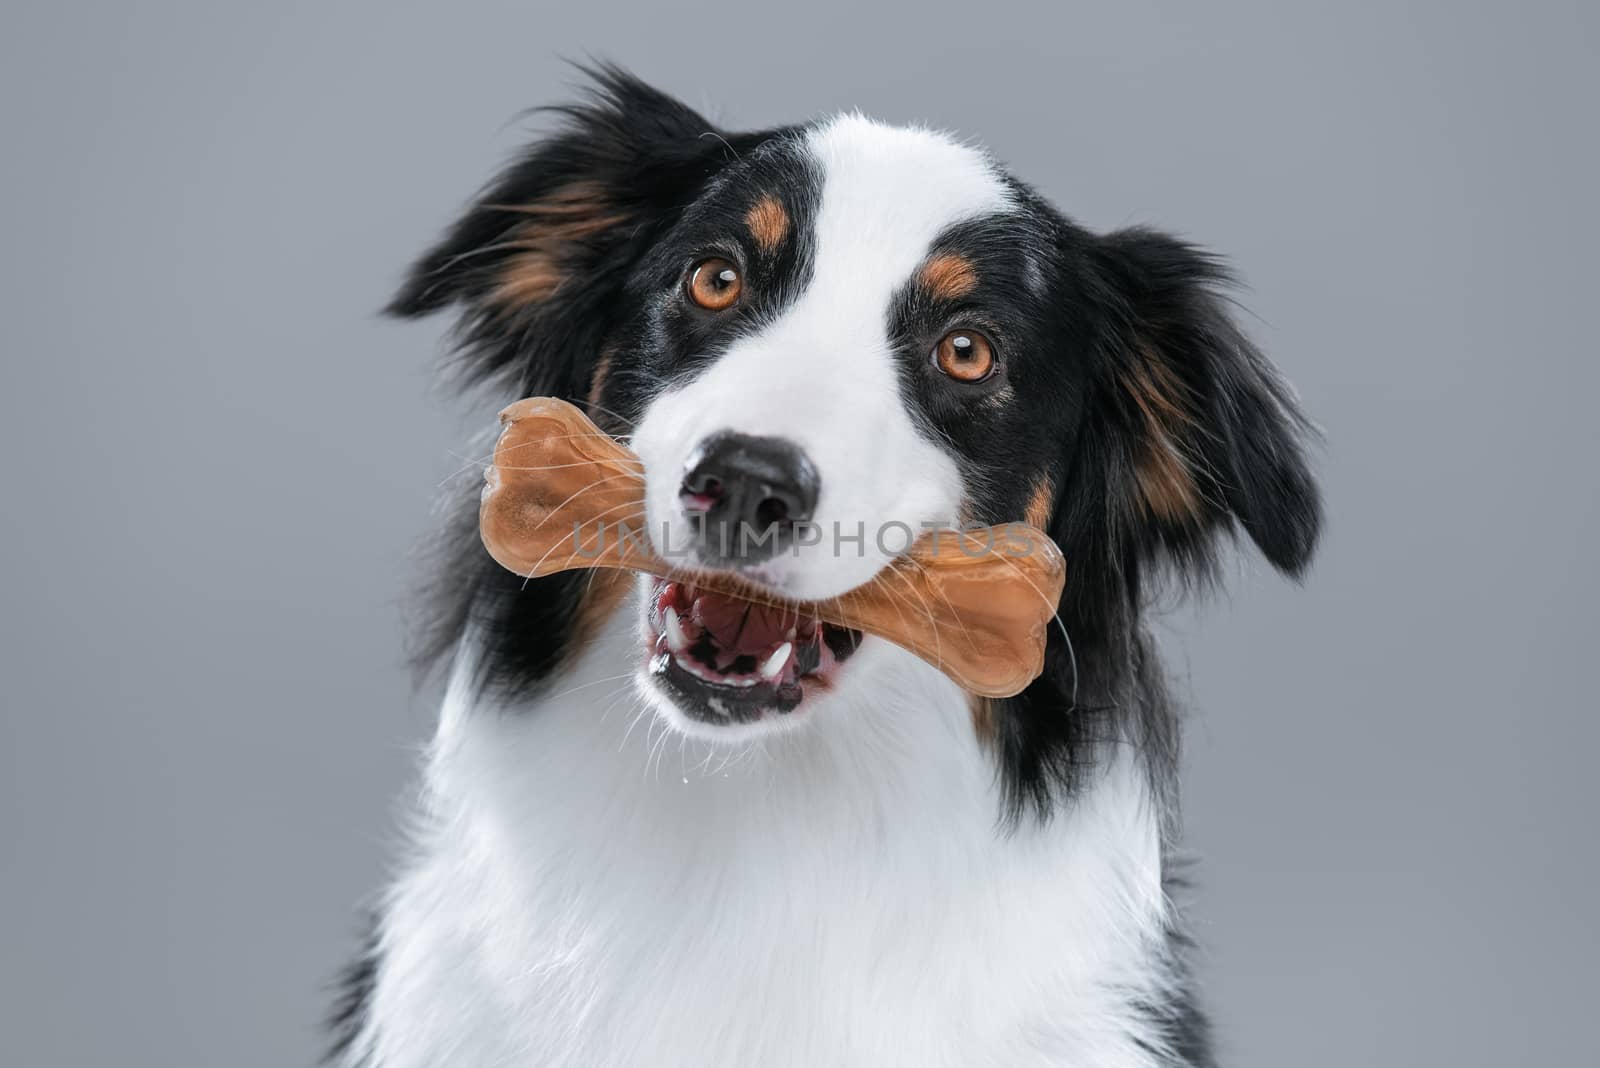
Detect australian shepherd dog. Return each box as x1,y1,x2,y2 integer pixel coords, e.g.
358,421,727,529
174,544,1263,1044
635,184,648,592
330,66,1322,1068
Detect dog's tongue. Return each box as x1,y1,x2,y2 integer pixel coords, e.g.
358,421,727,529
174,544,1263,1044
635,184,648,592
690,591,801,656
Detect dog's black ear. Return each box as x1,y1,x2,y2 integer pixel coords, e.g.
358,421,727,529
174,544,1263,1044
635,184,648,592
387,65,758,396
1075,227,1322,591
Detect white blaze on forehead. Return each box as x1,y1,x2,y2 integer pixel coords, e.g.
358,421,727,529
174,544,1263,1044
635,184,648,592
633,114,1013,600
803,113,1013,298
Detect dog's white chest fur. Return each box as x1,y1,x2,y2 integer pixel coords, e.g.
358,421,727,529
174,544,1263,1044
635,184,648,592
352,609,1175,1068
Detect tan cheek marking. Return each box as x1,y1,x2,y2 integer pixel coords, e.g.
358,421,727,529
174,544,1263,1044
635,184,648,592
1121,355,1203,524
918,254,979,300
745,195,789,251
1024,475,1055,531
488,182,628,310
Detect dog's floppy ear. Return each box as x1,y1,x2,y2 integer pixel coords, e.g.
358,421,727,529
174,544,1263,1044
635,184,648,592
387,65,759,397
1069,227,1322,599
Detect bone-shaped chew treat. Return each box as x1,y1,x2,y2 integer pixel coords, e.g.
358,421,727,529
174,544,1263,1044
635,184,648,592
479,398,1066,698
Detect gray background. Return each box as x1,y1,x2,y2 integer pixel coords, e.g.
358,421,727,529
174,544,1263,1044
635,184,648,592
2,1,1595,1064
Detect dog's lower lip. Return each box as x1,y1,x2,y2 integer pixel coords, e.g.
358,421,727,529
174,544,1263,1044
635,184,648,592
643,579,859,724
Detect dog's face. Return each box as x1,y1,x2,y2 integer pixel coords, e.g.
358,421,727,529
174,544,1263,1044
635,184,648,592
629,118,1003,603
392,70,1321,759
621,119,1051,737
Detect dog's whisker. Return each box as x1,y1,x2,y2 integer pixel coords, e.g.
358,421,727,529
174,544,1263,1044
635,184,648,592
946,527,1077,706
527,470,647,537
577,399,641,432
521,497,644,589
597,687,644,729
578,510,649,599
516,500,645,592
900,555,983,658
496,457,644,473
675,732,691,782
542,672,638,704
645,715,674,782
861,571,919,653
881,563,949,668
571,500,649,537
436,433,642,488
619,695,656,753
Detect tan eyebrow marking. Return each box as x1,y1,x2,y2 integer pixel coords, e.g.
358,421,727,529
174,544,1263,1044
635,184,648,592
917,253,980,300
745,194,789,251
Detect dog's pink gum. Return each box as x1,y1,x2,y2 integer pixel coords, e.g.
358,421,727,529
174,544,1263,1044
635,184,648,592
479,397,1066,698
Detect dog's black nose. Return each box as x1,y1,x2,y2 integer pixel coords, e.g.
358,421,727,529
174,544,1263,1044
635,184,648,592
680,432,820,563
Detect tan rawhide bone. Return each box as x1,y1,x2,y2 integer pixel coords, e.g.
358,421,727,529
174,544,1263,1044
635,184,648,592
479,398,1066,698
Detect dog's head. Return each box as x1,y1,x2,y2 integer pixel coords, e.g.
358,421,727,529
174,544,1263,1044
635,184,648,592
393,68,1320,781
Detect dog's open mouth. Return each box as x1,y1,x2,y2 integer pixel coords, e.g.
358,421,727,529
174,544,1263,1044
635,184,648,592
645,579,862,725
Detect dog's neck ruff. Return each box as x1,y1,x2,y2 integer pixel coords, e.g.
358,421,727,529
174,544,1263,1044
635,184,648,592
348,596,1180,1068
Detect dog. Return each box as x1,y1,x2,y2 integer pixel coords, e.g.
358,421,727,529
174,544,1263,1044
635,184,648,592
330,66,1322,1068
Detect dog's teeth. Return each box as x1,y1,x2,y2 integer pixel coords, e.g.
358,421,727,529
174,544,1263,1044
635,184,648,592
673,652,710,680
759,642,792,680
664,606,689,653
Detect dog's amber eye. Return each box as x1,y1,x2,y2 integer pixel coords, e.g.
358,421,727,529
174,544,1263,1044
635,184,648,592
687,257,743,310
933,330,996,382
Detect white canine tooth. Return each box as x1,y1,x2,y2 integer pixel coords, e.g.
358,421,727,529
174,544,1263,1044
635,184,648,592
663,606,689,653
759,642,792,680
